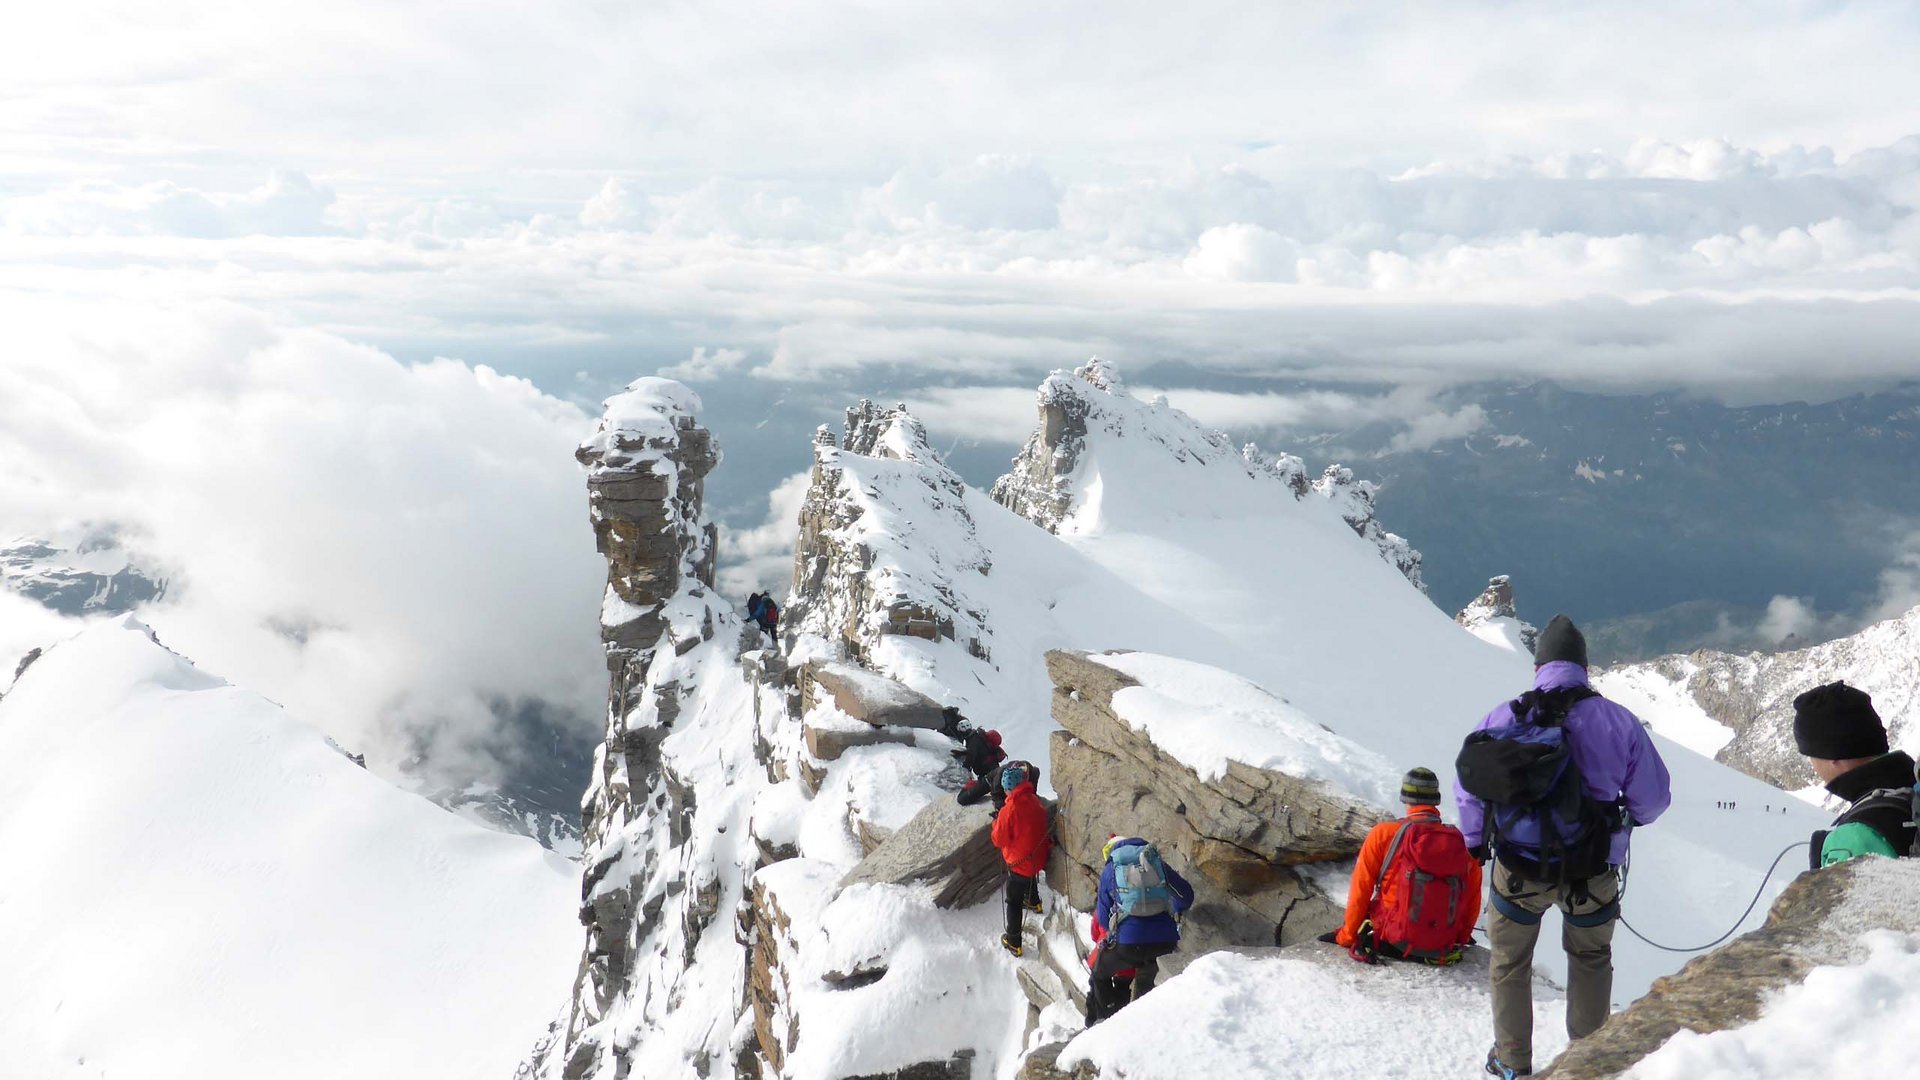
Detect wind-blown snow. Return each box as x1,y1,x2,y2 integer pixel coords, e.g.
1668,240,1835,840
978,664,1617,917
0,618,580,1080
1092,651,1398,804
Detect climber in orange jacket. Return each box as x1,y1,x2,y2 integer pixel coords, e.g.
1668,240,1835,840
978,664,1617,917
1324,767,1481,962
990,760,1048,957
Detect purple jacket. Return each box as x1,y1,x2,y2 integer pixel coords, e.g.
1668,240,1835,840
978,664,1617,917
1456,661,1672,865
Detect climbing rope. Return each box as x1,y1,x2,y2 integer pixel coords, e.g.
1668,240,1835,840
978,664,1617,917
1465,840,1811,955
1615,840,1809,954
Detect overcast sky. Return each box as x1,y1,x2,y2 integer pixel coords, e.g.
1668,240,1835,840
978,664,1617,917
5,0,1919,783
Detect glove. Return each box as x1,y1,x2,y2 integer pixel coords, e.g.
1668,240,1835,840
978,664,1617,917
1468,844,1490,864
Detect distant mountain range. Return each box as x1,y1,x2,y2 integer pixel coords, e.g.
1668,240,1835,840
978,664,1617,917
1349,381,1920,658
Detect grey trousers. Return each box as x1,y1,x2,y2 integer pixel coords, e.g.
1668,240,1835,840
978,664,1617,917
1487,866,1621,1072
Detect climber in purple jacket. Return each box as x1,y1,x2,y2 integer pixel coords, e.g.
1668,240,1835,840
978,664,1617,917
1457,615,1671,1079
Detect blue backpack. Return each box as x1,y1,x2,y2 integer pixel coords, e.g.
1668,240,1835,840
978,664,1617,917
1108,842,1173,929
1456,687,1617,886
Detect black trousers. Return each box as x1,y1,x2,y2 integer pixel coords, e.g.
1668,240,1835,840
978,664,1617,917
1086,940,1177,1024
1005,872,1039,942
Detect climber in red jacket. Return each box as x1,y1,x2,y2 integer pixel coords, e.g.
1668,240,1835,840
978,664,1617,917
990,760,1048,956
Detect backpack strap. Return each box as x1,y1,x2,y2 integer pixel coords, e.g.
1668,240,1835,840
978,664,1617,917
1369,812,1439,904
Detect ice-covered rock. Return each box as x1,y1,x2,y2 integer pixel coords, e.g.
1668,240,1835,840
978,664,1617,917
835,796,1008,909
0,531,166,615
1456,574,1539,655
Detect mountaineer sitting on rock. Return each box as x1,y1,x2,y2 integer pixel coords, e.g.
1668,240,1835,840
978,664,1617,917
1086,835,1195,1024
991,760,1048,957
1795,681,1918,867
1318,766,1480,965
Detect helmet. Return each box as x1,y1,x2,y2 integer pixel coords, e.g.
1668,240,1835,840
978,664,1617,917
999,764,1027,792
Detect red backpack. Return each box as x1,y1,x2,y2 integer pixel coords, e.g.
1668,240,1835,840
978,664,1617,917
1366,812,1474,962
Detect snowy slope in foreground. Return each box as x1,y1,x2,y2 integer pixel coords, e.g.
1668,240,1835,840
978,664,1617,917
0,618,580,1080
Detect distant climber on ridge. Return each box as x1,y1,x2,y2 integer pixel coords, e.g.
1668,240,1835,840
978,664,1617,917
991,760,1048,957
1319,766,1479,964
1085,835,1195,1024
1455,614,1672,1080
1795,681,1917,867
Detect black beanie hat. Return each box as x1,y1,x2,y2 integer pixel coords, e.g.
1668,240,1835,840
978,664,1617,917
1534,614,1588,668
1400,766,1441,805
1792,681,1887,760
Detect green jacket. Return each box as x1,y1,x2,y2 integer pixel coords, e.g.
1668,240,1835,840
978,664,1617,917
1815,751,1916,868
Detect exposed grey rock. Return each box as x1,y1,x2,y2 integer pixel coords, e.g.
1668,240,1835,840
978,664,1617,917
1540,857,1920,1078
837,794,1012,910
1456,575,1539,652
1044,649,1383,963
802,715,918,761
0,533,166,617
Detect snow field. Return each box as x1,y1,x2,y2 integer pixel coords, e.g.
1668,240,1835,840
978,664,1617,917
1058,947,1571,1079
0,618,581,1080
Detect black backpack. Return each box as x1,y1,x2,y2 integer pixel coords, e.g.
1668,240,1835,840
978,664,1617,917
1456,687,1618,888
1809,784,1920,870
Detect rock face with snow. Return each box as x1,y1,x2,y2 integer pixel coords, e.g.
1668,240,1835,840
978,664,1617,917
1599,603,1920,792
1540,857,1920,1079
1456,575,1539,655
1310,465,1427,594
1045,649,1387,959
529,379,779,1080
0,533,166,615
988,359,1423,593
789,401,990,663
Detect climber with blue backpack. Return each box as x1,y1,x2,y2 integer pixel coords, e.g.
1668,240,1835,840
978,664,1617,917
1455,615,1671,1079
1085,835,1196,1025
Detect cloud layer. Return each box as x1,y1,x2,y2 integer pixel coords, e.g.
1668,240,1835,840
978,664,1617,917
0,298,606,787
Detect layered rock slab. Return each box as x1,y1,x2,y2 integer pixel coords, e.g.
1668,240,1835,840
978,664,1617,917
1044,649,1388,961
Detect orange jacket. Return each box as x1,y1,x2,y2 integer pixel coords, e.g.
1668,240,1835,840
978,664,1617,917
1335,806,1482,947
991,781,1050,876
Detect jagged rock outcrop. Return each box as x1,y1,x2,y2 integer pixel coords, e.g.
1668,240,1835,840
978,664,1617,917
1540,857,1920,1078
1311,465,1426,593
989,359,1311,535
1044,650,1385,962
525,378,783,1080
1600,603,1920,791
787,401,990,664
1456,575,1539,654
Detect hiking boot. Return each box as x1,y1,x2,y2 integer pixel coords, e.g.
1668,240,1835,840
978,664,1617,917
1025,898,1043,914
1000,934,1023,957
1485,1048,1530,1078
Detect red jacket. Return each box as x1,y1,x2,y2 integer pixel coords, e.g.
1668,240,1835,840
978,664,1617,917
991,780,1050,876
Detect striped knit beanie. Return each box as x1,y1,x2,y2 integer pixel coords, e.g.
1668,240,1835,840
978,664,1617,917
1400,767,1442,805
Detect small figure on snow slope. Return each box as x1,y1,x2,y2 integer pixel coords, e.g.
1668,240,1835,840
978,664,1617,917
1086,835,1195,1026
1455,615,1671,1079
991,760,1048,957
1795,681,1918,868
1319,766,1480,965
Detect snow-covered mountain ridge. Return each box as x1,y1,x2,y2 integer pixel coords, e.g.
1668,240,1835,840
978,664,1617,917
1599,602,1920,796
0,617,579,1079
533,362,1837,1080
